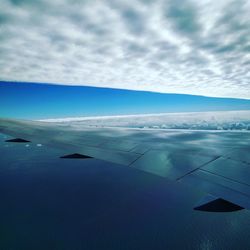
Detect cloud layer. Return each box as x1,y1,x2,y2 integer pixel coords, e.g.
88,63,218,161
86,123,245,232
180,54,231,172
0,0,250,98
40,110,250,131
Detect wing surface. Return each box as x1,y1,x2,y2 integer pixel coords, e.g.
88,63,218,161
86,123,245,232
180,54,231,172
1,118,250,210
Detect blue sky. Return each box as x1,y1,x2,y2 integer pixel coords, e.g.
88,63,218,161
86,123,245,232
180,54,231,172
0,0,249,99
1,81,250,119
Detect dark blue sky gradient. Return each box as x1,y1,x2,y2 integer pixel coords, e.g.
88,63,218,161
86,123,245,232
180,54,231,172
1,81,250,119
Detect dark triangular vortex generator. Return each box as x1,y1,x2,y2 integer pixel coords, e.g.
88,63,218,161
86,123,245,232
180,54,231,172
5,138,31,143
194,198,244,212
60,153,93,159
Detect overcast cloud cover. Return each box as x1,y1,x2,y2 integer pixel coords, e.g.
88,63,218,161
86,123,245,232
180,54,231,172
0,0,250,98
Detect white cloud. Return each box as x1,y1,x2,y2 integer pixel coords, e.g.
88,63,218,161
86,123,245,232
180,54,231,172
0,0,250,98
40,110,250,131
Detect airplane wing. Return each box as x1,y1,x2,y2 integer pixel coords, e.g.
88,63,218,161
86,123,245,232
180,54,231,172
1,118,250,212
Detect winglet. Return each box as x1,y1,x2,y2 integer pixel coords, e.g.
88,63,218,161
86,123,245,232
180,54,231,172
194,195,244,212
